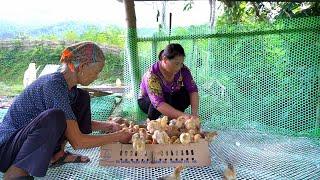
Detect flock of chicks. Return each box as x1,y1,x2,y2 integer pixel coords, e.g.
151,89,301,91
108,116,236,180
114,115,218,154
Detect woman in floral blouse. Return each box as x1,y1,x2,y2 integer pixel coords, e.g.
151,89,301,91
138,43,199,120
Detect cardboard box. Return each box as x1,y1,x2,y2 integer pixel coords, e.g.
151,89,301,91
100,139,211,167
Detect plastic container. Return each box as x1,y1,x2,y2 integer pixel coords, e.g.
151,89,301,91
100,139,211,167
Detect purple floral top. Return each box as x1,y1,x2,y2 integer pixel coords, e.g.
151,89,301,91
139,61,198,108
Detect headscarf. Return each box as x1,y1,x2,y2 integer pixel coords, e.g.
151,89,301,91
60,41,105,70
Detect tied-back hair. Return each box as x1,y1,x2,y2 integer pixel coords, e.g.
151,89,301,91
159,43,185,61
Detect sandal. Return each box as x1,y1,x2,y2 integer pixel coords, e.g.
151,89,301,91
49,150,90,168
12,176,34,180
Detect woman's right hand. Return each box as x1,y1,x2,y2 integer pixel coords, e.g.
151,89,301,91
116,129,133,144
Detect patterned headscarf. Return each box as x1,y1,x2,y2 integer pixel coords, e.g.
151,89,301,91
60,41,105,69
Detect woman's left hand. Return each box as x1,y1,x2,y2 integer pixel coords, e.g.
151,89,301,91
103,122,121,133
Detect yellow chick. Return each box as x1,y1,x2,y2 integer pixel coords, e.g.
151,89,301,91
139,128,148,140
188,129,196,136
193,134,202,143
147,120,161,134
191,116,201,129
152,130,170,144
204,131,218,142
158,165,184,180
131,133,140,142
223,164,236,180
174,138,181,144
185,118,196,130
133,125,140,133
133,138,146,154
176,116,186,129
166,125,180,137
131,133,146,154
179,133,191,145
157,116,169,130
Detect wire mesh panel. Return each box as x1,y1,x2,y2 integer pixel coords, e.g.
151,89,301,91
122,16,320,138
18,129,316,179
91,95,117,121
0,16,319,180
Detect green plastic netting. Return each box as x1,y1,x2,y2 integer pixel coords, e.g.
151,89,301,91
121,16,320,138
91,95,117,121
0,16,319,179
0,95,116,123
1,129,318,179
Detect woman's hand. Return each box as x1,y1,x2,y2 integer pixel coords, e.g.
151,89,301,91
116,129,133,144
103,122,121,133
182,113,199,120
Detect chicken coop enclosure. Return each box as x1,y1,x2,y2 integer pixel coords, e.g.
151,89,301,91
0,16,319,179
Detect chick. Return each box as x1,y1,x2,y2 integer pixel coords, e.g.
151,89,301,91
179,133,191,145
184,118,196,130
157,116,169,130
131,133,146,154
131,133,140,142
146,133,153,141
204,131,218,142
152,130,170,144
174,138,181,144
158,165,184,180
166,125,180,137
188,129,196,136
223,164,236,180
133,125,140,133
133,138,146,154
139,128,148,140
147,120,161,134
191,116,201,129
193,134,202,143
169,119,176,126
175,116,186,129
169,136,178,144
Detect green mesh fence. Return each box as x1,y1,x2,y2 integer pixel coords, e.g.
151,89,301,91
0,17,320,180
90,95,117,121
0,96,115,122
122,16,320,138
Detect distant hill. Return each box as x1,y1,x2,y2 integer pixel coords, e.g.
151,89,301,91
0,21,107,40
0,20,164,40
0,20,20,39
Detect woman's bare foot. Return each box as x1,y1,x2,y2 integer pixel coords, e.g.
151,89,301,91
4,165,31,180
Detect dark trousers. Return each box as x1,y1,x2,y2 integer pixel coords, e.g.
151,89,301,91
53,88,92,152
0,88,91,177
138,87,190,120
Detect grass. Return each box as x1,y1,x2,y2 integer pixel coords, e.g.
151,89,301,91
0,82,23,96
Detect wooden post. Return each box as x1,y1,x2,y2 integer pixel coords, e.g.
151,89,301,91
124,0,140,96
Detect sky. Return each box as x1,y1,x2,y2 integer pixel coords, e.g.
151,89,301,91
0,0,214,28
